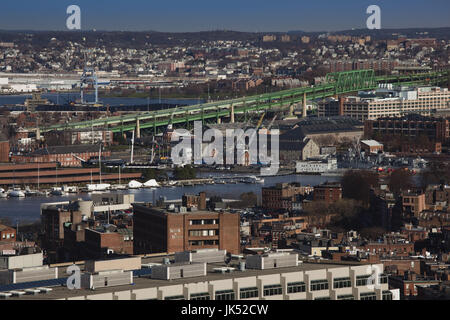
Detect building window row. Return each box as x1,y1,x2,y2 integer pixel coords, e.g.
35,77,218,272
333,277,352,289
337,294,355,300
315,296,331,300
189,240,219,246
215,289,235,300
287,281,306,293
310,279,329,291
240,287,259,299
360,292,377,300
165,295,185,300
190,292,211,300
356,275,372,287
189,229,218,237
382,290,393,300
189,219,217,225
263,284,283,296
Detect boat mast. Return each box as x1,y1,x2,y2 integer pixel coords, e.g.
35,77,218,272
99,144,102,184
130,130,135,164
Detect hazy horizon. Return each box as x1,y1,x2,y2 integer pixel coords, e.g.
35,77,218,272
0,0,449,33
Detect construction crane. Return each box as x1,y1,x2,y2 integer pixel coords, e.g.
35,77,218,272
71,153,87,163
80,67,99,105
248,114,277,155
80,51,100,105
256,112,265,129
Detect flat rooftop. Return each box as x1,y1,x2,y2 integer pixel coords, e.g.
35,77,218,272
9,258,359,300
133,203,232,216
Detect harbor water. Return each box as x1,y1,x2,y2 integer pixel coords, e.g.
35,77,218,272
0,174,340,224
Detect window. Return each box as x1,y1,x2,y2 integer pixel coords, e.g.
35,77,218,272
333,277,351,289
382,291,393,300
337,294,355,300
263,284,282,296
215,290,235,300
287,281,306,293
379,274,388,284
310,279,329,291
315,296,330,300
240,287,259,299
356,275,372,287
165,295,185,300
360,292,377,300
190,292,210,300
189,230,217,237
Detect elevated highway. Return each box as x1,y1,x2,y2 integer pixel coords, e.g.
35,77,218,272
37,69,449,136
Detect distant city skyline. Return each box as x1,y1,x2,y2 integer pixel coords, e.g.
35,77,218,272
0,0,449,33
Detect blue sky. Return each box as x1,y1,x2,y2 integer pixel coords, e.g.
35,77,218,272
0,0,449,32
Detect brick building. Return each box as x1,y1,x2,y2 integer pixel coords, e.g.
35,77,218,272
133,203,240,255
43,129,114,146
0,133,9,163
360,140,384,154
84,227,133,259
11,144,111,167
0,224,16,242
262,183,313,211
364,115,450,144
358,242,415,257
402,192,427,217
313,183,342,204
182,192,206,210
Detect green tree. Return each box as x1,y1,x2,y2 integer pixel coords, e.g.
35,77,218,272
341,170,378,206
388,169,414,197
173,165,196,180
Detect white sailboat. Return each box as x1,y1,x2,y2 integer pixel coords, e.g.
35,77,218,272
143,179,160,188
8,168,25,197
128,180,143,189
85,145,110,191
8,188,25,197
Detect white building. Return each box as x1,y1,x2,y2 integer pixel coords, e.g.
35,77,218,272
60,262,399,301
342,86,450,121
296,158,338,173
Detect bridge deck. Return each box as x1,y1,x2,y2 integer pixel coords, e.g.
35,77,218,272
37,70,448,133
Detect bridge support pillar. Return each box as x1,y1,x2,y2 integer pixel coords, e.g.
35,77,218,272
302,92,307,118
217,117,221,124
289,104,294,117
338,96,345,116
230,104,235,123
136,119,141,139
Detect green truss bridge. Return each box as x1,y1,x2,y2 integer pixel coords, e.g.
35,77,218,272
37,69,449,136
